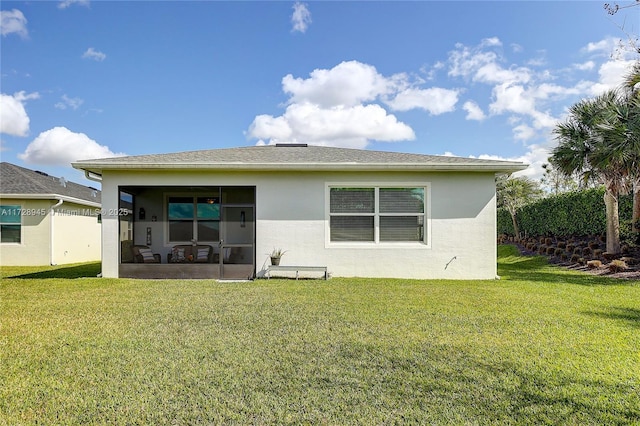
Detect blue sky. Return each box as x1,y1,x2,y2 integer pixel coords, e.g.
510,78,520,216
1,1,638,186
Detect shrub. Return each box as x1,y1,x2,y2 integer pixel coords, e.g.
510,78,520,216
587,260,602,269
546,247,556,256
538,246,547,255
589,241,600,250
608,260,628,273
557,242,566,249
566,244,575,252
497,188,632,237
593,249,603,258
554,248,564,256
545,237,553,246
582,247,592,256
570,254,581,263
574,247,583,255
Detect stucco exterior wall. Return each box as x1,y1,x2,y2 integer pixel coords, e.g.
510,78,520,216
0,198,102,266
99,170,498,279
0,199,51,266
51,202,102,264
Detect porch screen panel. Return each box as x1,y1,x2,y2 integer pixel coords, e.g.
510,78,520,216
197,197,220,241
168,197,194,241
379,188,425,242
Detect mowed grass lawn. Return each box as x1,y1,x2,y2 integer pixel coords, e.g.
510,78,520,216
1,246,638,425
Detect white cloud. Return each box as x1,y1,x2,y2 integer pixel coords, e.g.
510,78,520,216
291,2,312,33
588,59,637,95
82,47,106,61
462,101,486,121
473,143,551,180
248,102,415,148
573,61,595,71
1,9,28,38
248,60,469,148
54,94,84,110
282,61,391,107
19,127,124,166
386,87,459,115
512,123,536,141
0,91,39,137
58,0,90,9
480,37,502,47
584,38,616,54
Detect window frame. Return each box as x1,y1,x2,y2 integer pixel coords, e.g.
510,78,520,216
164,194,221,244
325,183,431,248
0,204,23,244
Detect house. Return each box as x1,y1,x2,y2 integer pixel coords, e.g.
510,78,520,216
72,144,527,280
0,162,102,266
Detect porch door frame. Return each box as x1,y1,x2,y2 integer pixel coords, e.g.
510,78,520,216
220,205,255,280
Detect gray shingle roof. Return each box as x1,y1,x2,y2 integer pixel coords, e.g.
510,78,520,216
73,144,527,174
0,162,101,205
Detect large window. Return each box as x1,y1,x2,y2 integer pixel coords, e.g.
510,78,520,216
0,205,22,243
329,187,426,243
168,196,220,242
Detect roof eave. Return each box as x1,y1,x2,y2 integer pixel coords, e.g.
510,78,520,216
72,162,528,174
0,193,101,207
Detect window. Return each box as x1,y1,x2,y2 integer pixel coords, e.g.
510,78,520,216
0,205,22,243
329,187,426,243
168,196,220,242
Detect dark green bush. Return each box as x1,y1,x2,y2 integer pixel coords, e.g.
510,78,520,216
498,187,633,238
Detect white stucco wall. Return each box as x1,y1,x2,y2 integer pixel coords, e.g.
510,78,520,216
99,170,498,280
0,199,51,266
51,202,102,264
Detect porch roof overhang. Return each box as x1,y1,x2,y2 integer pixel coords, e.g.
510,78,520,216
71,145,528,176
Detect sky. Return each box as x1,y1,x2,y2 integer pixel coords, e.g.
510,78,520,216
1,1,639,188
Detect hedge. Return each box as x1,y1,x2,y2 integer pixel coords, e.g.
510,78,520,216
498,187,633,237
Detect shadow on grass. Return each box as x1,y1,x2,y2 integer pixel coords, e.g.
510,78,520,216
583,307,640,328
498,267,632,286
6,262,101,279
498,246,636,286
472,359,640,424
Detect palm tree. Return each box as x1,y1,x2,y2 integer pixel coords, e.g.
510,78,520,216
496,176,543,239
551,88,637,253
621,61,640,240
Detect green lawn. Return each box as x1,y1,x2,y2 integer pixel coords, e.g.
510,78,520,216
1,246,638,425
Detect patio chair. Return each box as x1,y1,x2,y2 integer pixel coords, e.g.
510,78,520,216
131,245,161,263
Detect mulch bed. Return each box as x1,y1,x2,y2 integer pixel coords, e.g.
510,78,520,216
512,239,640,281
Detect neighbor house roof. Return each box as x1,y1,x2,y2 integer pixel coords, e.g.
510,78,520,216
0,162,101,206
72,144,528,175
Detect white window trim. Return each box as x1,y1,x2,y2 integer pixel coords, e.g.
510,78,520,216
163,192,221,246
325,182,431,249
0,203,23,245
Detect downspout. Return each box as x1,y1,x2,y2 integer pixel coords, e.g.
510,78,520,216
50,198,64,265
84,170,102,182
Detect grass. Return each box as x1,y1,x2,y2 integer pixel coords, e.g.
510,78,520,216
1,247,639,425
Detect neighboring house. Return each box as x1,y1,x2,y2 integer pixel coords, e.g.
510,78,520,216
72,144,526,280
0,162,102,266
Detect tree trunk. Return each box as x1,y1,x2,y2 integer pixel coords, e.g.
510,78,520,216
510,212,520,241
604,190,621,254
633,179,640,243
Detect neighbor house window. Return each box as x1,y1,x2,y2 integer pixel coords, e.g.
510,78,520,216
329,187,426,243
168,196,220,242
0,205,22,243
